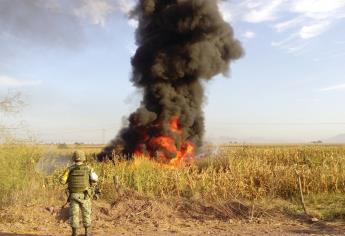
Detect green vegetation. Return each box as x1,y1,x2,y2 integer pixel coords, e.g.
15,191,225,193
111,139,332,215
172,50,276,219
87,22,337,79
0,143,345,221
57,143,68,149
0,142,44,205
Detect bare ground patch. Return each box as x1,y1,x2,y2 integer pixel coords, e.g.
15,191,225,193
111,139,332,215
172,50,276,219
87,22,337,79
1,195,345,235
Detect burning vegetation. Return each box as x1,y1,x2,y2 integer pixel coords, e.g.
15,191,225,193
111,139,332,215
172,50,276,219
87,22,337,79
132,116,195,165
99,0,244,163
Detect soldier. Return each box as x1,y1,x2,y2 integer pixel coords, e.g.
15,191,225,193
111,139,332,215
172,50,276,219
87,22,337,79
60,150,98,236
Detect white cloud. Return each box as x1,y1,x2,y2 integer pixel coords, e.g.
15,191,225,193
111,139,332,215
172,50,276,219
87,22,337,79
115,0,137,27
219,0,345,53
219,8,232,22
128,19,138,28
286,43,308,54
74,0,115,27
274,17,304,32
219,0,285,23
280,1,344,38
0,75,41,87
57,0,137,28
320,83,345,92
243,31,256,39
72,0,138,28
293,0,345,15
126,42,137,56
218,1,233,22
220,0,345,25
299,21,331,39
116,0,136,14
271,33,310,55
271,0,345,53
243,0,285,23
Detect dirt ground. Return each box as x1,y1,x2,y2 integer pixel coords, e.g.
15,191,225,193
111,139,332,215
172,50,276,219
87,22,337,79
1,196,345,236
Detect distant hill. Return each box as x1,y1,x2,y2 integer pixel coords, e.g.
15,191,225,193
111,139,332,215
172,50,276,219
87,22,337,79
325,134,345,143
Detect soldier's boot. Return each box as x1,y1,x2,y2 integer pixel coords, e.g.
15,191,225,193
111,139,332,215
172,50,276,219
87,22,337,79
72,227,77,236
85,226,91,236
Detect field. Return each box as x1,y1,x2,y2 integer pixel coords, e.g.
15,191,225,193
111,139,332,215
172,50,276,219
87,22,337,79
1,142,345,235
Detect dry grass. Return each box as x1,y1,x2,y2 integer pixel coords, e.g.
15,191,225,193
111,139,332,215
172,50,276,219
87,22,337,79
95,144,345,201
1,142,345,220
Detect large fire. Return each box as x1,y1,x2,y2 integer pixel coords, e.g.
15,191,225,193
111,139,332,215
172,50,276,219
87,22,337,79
134,117,195,165
98,0,244,163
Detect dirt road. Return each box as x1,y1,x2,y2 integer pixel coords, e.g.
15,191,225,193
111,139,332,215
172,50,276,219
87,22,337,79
1,197,344,235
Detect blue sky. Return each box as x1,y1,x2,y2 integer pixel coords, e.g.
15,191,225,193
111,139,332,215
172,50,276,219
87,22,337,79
0,0,345,143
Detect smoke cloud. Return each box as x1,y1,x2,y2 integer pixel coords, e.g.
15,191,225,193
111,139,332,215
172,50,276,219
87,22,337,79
100,0,244,161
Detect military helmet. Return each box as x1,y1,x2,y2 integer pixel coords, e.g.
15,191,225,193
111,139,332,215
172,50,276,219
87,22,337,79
72,150,86,162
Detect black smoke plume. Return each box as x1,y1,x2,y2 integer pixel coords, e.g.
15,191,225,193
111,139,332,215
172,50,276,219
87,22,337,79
100,0,244,161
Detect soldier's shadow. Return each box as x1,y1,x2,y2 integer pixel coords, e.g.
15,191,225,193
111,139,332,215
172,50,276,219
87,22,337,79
55,206,70,222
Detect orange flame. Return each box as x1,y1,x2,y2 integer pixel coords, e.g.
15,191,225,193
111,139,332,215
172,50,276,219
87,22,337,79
134,116,195,166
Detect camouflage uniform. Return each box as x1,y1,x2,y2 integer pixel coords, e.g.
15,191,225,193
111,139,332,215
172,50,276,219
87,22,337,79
69,192,92,228
60,150,98,236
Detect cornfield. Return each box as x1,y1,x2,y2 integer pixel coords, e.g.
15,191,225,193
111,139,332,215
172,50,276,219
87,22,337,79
98,144,345,202
1,143,345,215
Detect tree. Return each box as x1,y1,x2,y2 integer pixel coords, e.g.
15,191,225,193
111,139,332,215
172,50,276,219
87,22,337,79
0,92,25,114
0,92,25,141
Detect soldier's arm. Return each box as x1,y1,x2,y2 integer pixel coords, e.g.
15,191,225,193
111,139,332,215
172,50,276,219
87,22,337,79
59,168,70,184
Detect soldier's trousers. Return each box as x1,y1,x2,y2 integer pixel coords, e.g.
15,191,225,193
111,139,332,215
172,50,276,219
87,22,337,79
69,192,92,228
